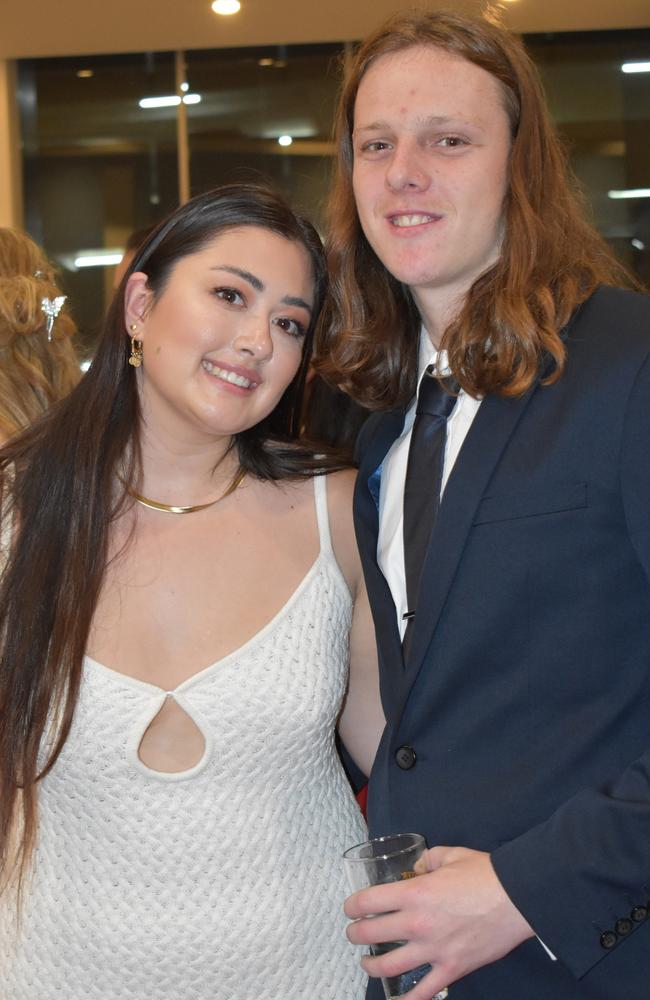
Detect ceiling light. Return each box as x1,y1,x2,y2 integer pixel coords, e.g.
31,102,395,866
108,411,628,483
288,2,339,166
631,239,646,250
608,188,650,199
278,135,293,147
76,69,94,79
139,94,202,109
140,95,179,108
180,81,189,92
212,0,241,14
258,58,274,67
621,61,650,73
80,359,92,372
74,251,125,269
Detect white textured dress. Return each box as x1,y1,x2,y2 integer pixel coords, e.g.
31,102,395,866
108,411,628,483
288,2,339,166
0,475,367,999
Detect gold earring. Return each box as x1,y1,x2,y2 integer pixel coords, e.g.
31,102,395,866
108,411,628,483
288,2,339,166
128,326,143,368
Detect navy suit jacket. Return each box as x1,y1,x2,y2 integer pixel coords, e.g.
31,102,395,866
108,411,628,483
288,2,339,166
355,287,650,999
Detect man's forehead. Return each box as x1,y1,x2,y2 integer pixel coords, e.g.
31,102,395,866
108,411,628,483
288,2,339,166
352,50,507,132
353,114,468,134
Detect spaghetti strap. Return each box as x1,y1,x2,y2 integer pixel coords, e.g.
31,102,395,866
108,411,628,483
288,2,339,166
313,474,333,556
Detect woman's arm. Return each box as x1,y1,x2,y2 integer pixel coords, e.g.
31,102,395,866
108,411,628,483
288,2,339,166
327,469,384,777
338,572,384,776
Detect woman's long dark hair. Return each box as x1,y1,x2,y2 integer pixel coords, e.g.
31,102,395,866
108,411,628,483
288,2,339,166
0,183,341,888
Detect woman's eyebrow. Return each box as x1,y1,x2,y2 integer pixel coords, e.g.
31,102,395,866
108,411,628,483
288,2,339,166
283,295,312,314
211,264,263,291
211,264,312,313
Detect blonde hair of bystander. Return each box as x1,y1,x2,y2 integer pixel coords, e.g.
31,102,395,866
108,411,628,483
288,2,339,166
0,228,79,444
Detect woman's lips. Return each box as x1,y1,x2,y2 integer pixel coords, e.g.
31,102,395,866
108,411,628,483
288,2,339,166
201,359,260,389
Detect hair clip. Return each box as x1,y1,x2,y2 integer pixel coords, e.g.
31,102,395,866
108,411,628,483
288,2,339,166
41,296,67,341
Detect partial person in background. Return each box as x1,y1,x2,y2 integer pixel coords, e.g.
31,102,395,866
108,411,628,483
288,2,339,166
0,183,381,1000
0,228,79,445
316,9,650,1000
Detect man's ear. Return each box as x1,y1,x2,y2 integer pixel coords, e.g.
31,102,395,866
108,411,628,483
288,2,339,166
124,272,152,337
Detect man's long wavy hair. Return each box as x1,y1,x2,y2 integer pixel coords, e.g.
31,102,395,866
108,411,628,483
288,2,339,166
0,183,334,891
315,9,637,410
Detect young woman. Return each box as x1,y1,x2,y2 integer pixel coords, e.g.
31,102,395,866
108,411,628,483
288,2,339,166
0,184,382,999
0,227,79,445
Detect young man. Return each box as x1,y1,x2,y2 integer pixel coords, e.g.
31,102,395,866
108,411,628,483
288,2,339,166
317,10,650,1000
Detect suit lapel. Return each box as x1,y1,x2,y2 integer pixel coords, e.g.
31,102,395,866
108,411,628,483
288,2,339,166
401,382,540,700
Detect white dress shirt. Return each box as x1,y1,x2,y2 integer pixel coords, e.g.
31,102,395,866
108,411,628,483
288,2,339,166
377,331,481,639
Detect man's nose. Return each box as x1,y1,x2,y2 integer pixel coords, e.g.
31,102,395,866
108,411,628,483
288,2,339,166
385,141,430,192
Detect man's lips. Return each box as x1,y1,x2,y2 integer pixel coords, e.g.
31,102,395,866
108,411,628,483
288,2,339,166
201,359,260,390
387,212,443,228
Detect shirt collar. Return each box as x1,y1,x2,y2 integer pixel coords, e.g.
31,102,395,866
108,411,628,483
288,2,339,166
417,326,450,389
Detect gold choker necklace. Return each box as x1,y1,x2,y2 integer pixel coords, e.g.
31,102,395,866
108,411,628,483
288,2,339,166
120,468,246,514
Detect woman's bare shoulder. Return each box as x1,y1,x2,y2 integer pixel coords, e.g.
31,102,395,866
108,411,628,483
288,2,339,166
324,470,362,593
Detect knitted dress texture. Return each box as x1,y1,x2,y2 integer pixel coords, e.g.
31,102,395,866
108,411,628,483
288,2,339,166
0,475,367,999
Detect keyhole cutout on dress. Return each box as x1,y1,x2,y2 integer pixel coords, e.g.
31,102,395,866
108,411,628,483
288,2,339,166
138,695,206,774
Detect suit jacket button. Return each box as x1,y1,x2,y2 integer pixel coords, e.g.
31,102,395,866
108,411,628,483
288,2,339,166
615,918,633,936
631,905,647,922
600,931,617,949
395,745,417,770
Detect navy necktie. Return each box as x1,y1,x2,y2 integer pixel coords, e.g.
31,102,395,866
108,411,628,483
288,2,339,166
402,367,458,657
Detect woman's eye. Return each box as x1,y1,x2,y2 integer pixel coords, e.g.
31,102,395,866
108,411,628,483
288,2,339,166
214,287,244,305
274,316,306,339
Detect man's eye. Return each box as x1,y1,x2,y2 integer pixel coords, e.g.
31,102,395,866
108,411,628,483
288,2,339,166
363,140,391,153
438,136,467,148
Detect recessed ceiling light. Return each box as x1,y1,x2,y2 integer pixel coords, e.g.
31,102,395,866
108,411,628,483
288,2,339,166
258,58,274,67
212,0,241,14
278,135,293,147
77,69,94,78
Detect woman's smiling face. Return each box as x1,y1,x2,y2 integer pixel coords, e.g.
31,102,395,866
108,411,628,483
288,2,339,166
125,226,315,443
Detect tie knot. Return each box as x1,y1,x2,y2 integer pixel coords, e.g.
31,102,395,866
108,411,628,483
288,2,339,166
416,368,458,419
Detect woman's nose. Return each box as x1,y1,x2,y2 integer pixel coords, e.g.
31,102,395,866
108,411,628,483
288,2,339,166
231,318,273,359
